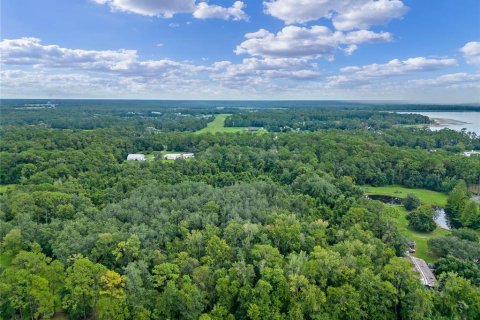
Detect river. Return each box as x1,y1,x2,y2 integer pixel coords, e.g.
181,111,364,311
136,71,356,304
400,111,480,135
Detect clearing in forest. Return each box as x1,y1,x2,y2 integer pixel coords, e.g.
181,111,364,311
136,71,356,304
196,114,248,134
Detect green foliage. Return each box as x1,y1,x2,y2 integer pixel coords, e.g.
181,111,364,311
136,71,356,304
404,193,421,211
406,205,436,232
1,104,479,319
428,236,480,261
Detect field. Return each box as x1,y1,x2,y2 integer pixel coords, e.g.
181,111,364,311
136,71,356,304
0,184,16,193
386,206,450,262
196,114,248,134
363,185,448,206
364,185,450,262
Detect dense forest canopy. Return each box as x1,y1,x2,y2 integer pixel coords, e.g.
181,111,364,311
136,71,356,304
0,101,479,320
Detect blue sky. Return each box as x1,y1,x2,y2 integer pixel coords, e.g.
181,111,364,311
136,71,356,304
1,0,479,102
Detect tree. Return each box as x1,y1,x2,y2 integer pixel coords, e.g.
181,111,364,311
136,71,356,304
403,194,420,211
434,256,480,285
437,273,480,319
97,270,128,320
406,205,436,232
460,200,480,229
63,258,107,319
1,228,24,258
446,182,468,228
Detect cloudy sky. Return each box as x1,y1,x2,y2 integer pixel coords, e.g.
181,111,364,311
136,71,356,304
1,0,479,102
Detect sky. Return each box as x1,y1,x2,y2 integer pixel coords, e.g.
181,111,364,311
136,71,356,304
1,0,479,102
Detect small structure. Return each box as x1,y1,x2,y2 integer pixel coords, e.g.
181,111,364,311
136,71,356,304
127,154,146,161
163,153,194,160
406,255,436,288
464,150,480,157
407,241,416,253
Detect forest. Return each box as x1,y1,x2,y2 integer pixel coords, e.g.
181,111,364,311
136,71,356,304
0,100,479,320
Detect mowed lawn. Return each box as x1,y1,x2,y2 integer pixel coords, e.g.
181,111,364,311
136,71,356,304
364,185,450,262
364,185,448,207
196,114,247,134
386,206,450,262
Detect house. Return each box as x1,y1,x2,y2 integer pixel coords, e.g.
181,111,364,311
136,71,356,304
163,153,194,160
406,255,437,288
464,150,480,157
127,154,146,161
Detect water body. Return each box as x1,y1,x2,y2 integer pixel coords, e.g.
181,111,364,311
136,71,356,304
434,208,450,230
402,112,480,134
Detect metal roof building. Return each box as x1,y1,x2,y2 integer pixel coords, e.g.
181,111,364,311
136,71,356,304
127,154,146,161
406,255,437,288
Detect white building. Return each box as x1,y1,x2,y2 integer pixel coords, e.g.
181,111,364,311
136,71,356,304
164,153,194,160
464,150,480,157
127,154,146,161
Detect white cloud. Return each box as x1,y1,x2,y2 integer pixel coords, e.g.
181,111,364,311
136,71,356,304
93,0,248,20
210,57,320,83
263,0,407,30
193,1,248,21
327,57,457,87
92,0,196,18
409,72,480,88
0,37,198,76
235,25,391,59
0,37,322,98
332,0,408,31
460,41,480,65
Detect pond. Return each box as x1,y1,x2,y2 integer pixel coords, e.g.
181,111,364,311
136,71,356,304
433,208,451,230
365,194,402,205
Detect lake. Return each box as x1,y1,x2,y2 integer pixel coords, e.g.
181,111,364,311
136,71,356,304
401,111,480,134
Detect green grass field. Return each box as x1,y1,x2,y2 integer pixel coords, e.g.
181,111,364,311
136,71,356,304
386,206,450,262
364,185,450,262
0,184,16,193
364,185,448,207
196,114,248,134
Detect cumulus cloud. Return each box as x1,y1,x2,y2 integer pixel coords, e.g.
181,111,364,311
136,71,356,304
193,1,248,21
210,57,320,84
93,0,248,20
0,37,199,76
92,0,195,18
460,41,480,65
409,72,480,88
263,0,407,30
235,25,391,59
332,0,408,31
327,57,457,87
0,37,322,98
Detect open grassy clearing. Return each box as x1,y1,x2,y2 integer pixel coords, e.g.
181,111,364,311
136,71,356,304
196,114,248,134
386,206,450,262
0,184,16,193
364,185,450,262
363,185,448,207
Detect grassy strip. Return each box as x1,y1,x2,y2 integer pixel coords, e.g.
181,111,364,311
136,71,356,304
196,114,247,134
363,185,448,207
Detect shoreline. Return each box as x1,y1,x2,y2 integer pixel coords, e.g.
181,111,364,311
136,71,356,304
430,117,470,127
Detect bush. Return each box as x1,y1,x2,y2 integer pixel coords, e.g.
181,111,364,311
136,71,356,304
403,193,421,211
406,205,436,232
